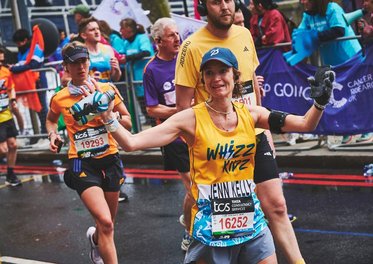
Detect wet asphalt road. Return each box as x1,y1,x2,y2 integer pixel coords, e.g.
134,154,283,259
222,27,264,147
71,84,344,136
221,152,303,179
0,167,372,264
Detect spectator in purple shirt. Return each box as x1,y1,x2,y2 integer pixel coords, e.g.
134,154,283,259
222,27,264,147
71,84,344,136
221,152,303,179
143,17,193,252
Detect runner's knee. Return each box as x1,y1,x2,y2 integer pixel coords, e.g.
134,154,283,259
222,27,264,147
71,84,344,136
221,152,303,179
8,141,17,151
97,216,114,235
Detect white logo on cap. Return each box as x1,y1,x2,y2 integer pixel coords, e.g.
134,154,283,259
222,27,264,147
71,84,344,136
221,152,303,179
210,49,219,57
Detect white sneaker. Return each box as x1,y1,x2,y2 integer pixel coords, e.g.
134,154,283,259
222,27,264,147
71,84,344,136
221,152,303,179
341,135,355,144
356,133,373,143
179,214,186,227
86,226,104,264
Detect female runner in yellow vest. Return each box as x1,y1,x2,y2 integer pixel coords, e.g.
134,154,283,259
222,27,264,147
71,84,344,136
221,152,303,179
98,47,333,264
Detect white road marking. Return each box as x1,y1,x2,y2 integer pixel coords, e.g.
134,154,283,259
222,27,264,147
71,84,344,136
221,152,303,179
0,256,56,264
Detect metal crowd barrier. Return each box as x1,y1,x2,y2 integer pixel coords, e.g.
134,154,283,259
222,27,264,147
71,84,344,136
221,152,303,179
13,59,150,151
14,66,63,151
124,58,155,133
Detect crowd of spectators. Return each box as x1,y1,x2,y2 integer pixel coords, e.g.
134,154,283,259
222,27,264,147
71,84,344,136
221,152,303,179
2,0,371,183
249,0,291,48
242,0,372,145
1,4,371,159
359,0,373,40
1,0,371,190
1,1,371,264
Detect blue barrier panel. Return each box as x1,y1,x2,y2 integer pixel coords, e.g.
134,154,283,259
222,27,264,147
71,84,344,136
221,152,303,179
257,43,373,135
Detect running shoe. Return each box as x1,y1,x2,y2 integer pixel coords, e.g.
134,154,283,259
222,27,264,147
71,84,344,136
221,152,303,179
179,214,186,227
181,231,193,251
288,214,297,223
341,135,354,144
5,174,22,187
86,226,104,264
356,133,373,143
118,192,129,203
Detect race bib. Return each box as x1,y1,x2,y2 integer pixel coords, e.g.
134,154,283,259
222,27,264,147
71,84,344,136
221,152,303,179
74,126,110,158
211,196,254,239
232,80,255,106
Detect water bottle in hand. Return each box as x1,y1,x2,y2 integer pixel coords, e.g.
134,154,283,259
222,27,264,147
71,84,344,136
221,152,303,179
70,90,115,125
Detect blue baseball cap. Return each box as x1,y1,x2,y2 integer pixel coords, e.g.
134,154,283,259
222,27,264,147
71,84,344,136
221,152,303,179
200,47,238,71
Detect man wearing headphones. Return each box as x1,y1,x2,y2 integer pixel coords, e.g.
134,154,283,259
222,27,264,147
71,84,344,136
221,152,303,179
175,1,305,263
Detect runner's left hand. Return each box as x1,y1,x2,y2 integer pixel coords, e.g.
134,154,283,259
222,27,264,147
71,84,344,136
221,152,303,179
308,66,335,107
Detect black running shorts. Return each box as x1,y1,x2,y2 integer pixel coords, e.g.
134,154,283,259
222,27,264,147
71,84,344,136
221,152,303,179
161,140,190,173
64,153,124,195
253,132,279,184
0,119,18,142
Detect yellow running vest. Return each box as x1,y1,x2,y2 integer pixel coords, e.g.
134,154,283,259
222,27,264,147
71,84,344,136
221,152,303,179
189,102,266,247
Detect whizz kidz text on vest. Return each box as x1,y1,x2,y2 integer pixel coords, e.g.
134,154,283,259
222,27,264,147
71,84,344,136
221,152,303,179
207,141,255,173
262,82,311,100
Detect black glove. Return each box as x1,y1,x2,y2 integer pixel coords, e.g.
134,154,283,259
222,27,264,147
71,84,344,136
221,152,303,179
308,66,335,108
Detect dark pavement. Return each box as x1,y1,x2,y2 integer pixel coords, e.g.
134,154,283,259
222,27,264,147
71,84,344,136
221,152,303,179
0,138,373,264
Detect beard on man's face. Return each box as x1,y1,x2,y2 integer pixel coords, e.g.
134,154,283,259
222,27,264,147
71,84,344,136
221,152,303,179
208,13,234,30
